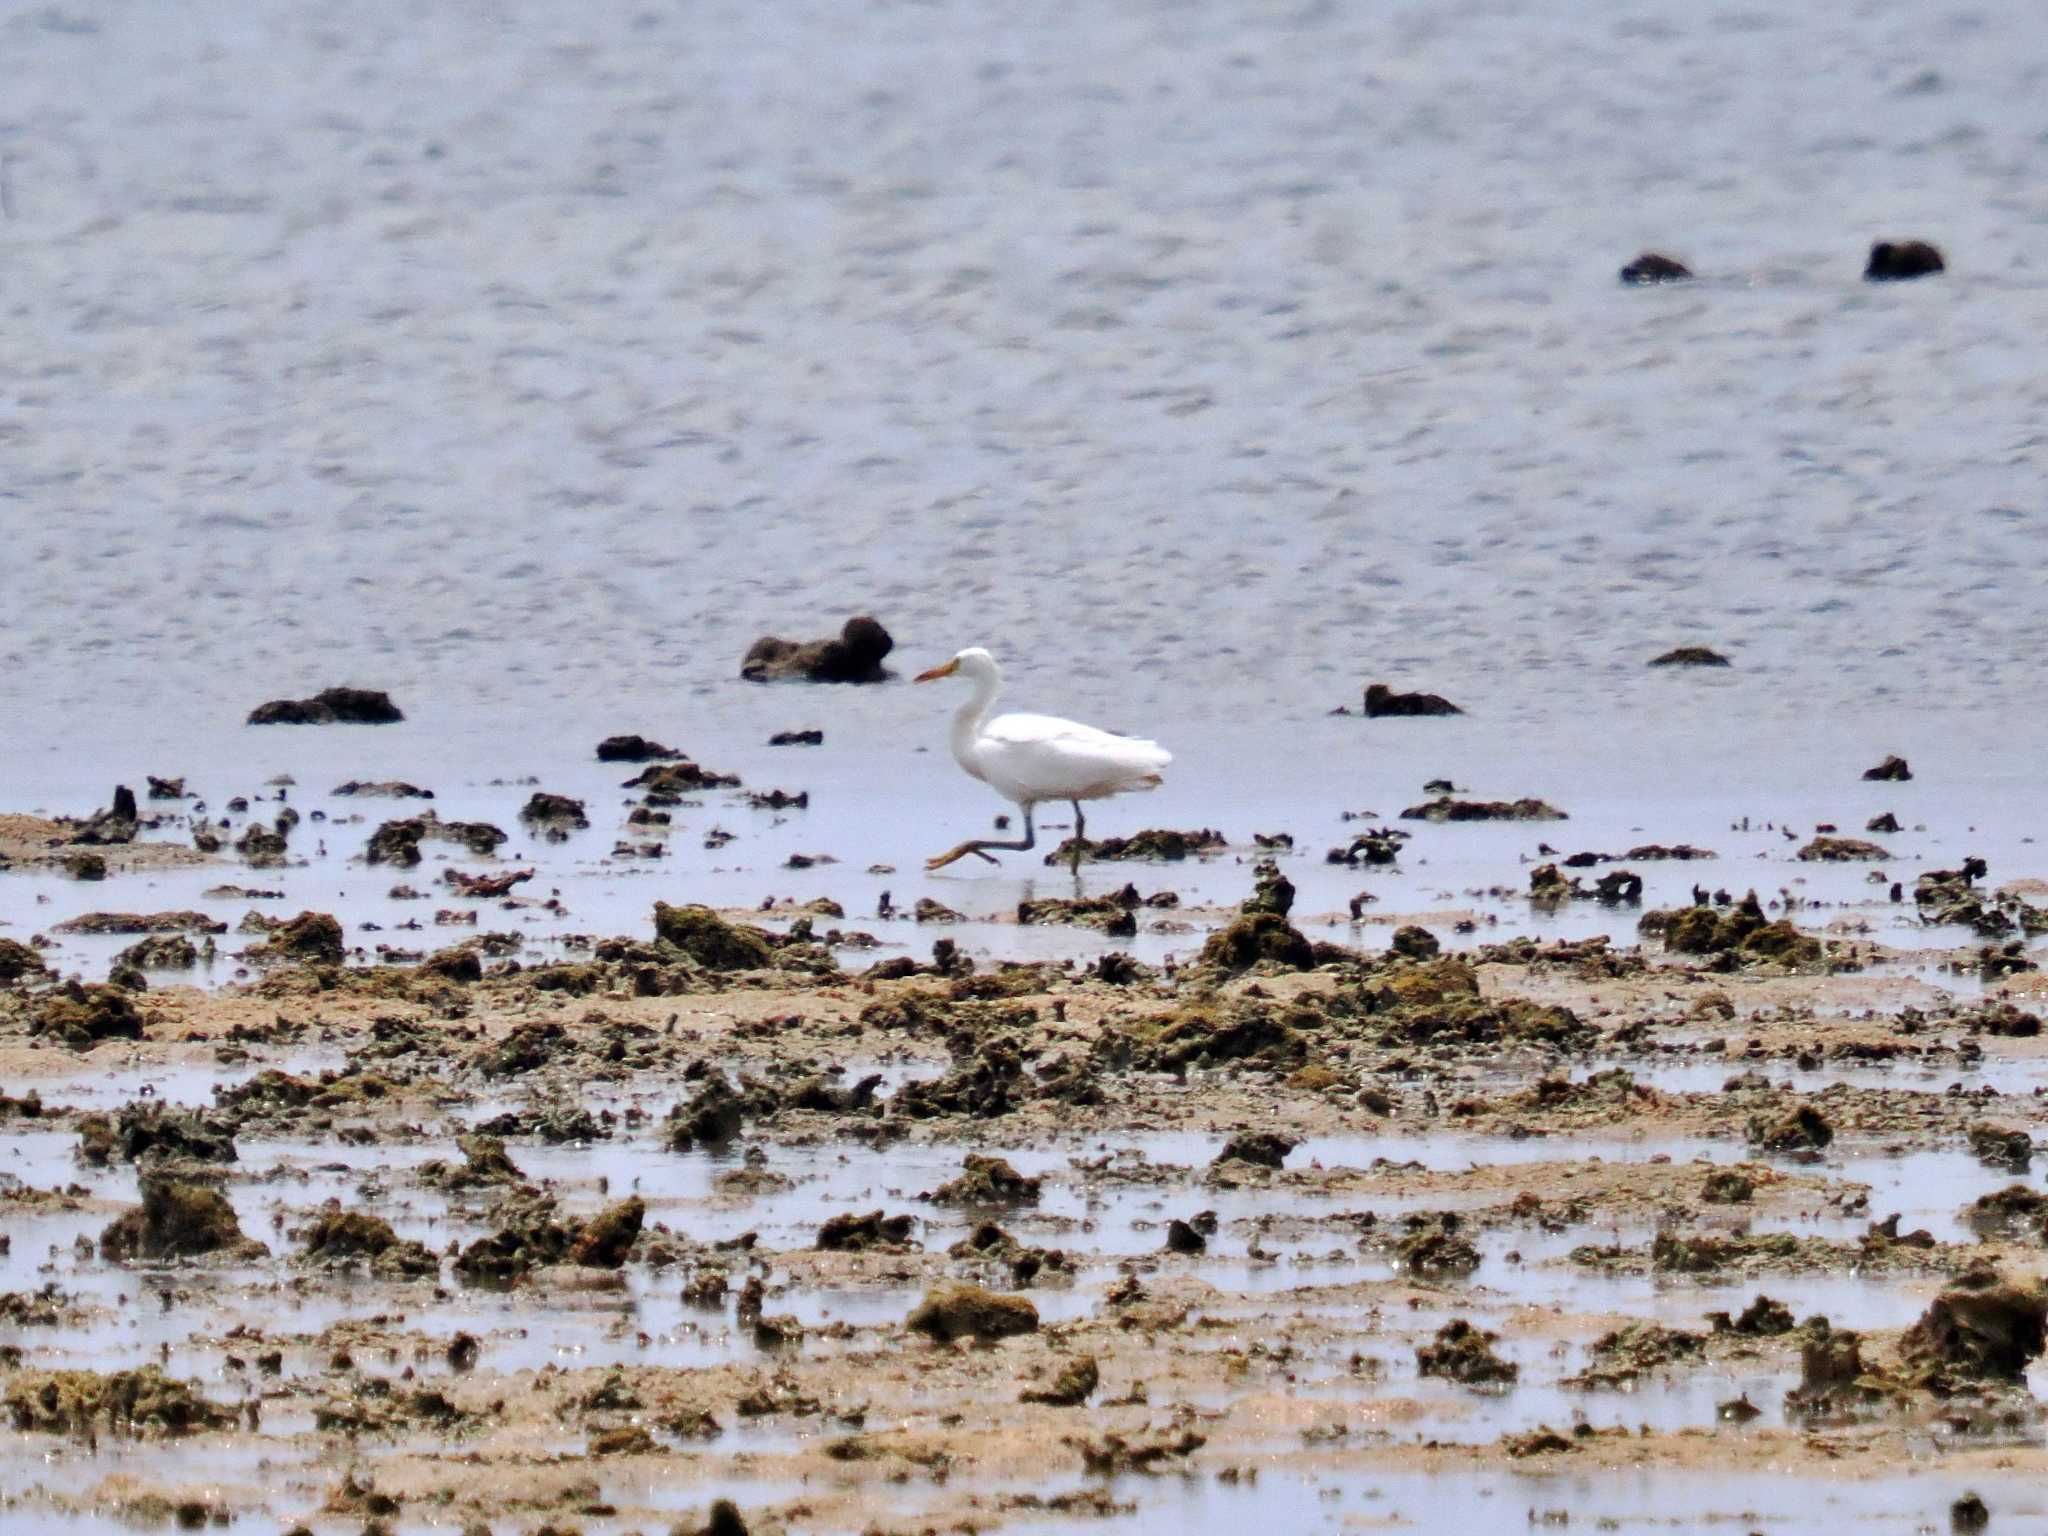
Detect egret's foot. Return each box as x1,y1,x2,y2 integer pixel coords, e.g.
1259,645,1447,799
926,841,1000,871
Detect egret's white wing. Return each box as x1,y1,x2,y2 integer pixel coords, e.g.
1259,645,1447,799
976,711,1172,801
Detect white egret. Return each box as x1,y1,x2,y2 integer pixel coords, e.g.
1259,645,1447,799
914,647,1172,871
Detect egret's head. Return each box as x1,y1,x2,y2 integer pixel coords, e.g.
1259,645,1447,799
915,646,997,684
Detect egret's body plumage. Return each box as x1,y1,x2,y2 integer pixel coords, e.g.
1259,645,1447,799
917,647,1170,870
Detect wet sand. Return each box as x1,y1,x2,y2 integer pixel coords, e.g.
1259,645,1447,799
6,788,2048,1536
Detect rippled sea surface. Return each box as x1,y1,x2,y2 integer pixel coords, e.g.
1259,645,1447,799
3,0,2046,857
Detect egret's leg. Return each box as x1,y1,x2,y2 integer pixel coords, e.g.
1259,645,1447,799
1069,800,1086,873
926,805,1037,871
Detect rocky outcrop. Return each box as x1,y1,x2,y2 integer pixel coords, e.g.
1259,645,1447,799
247,687,404,725
741,616,893,683
1620,253,1692,284
1362,683,1462,717
1649,646,1729,667
1864,241,1944,281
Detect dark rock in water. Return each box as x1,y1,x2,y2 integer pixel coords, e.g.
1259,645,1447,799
1649,646,1729,667
1797,835,1890,862
1401,795,1566,823
769,729,824,746
1164,1217,1206,1254
519,792,589,829
146,776,188,800
702,1502,750,1536
1045,827,1225,864
1212,1132,1297,1170
1640,893,1821,967
1867,811,1901,834
1748,1103,1833,1156
364,814,507,865
70,786,139,846
1952,1494,1990,1534
1863,754,1913,781
332,780,434,799
1619,252,1692,284
1020,1354,1099,1407
622,758,742,793
263,912,345,966
741,615,894,683
1865,240,1945,280
64,852,107,880
595,735,681,762
247,687,404,725
926,1154,1042,1206
1363,682,1462,717
816,1209,916,1252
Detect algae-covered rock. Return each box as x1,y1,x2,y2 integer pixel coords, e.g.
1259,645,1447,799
520,791,589,829
1415,1319,1517,1385
114,934,199,971
927,1154,1043,1206
453,1196,575,1282
906,1283,1039,1342
298,1201,438,1278
6,1366,236,1437
1862,753,1915,779
816,1209,916,1252
266,911,345,965
741,615,893,683
1020,1354,1099,1406
1641,893,1821,967
1797,836,1890,862
1899,1268,2048,1391
653,903,774,970
1388,924,1439,960
1400,796,1567,823
1620,253,1693,285
100,1176,267,1262
96,1102,238,1165
0,937,50,985
567,1197,645,1268
1044,827,1225,865
596,735,682,762
31,982,147,1049
1748,1103,1833,1156
1648,645,1727,665
1212,1132,1296,1170
247,687,403,725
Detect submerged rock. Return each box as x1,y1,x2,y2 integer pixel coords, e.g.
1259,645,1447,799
1864,241,1944,281
1361,682,1462,717
596,735,682,762
1212,1132,1296,1170
906,1283,1039,1341
741,616,894,683
1648,645,1728,666
247,687,404,725
1400,795,1567,823
1619,252,1692,284
1044,827,1225,864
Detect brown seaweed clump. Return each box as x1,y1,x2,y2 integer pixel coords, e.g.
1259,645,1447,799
0,937,50,985
1415,1319,1518,1385
906,1284,1039,1342
100,1176,268,1262
816,1210,917,1252
6,1366,236,1437
566,1197,645,1268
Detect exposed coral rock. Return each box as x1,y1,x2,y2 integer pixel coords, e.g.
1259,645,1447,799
247,687,404,725
741,616,894,683
906,1284,1039,1341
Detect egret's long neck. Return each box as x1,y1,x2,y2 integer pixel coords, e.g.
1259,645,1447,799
950,666,1001,764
